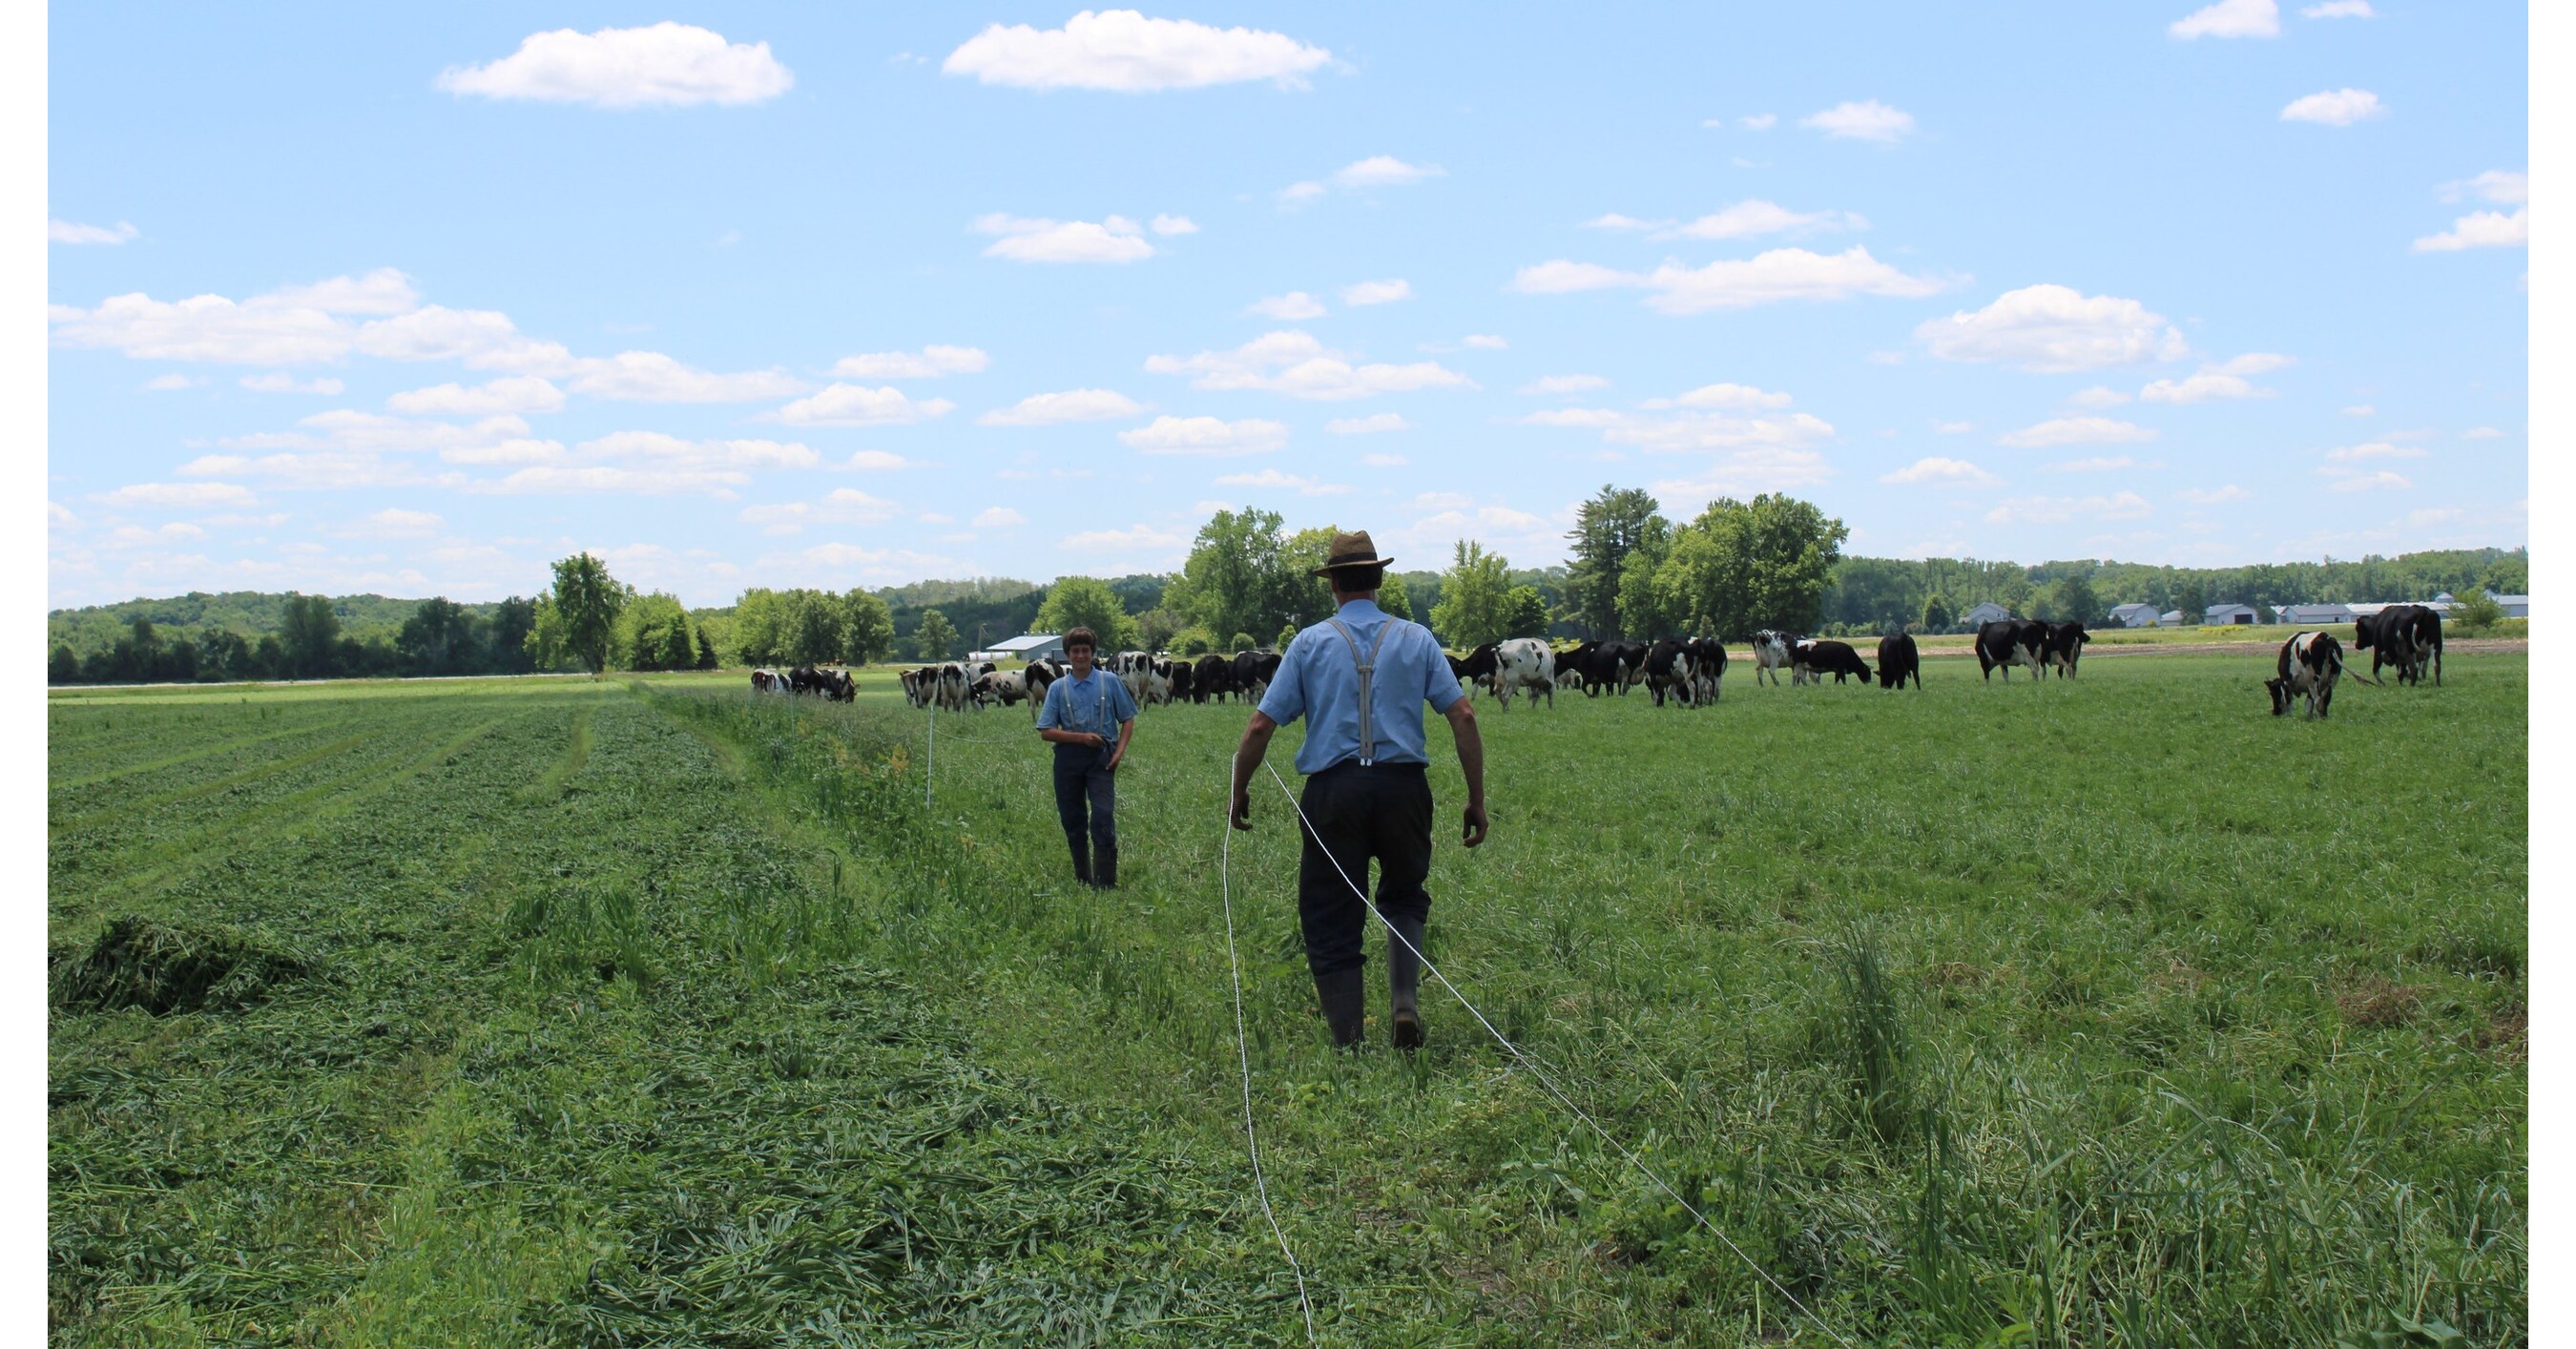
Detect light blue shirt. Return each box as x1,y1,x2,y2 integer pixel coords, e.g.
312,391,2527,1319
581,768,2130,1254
1035,668,1136,740
1258,598,1465,775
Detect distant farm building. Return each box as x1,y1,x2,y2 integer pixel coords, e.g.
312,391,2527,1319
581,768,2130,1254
1961,601,2012,627
2278,603,2354,626
2107,602,2160,628
2160,610,2185,626
970,633,1067,664
2490,591,2530,618
2204,603,2259,626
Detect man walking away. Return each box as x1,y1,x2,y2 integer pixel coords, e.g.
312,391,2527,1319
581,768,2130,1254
1035,626,1136,888
1230,529,1488,1049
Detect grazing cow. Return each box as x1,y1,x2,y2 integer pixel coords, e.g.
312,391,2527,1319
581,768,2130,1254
1793,639,1873,685
1489,637,1557,709
1449,644,1501,699
2043,622,2091,678
975,669,1029,709
1876,633,1921,690
1231,650,1283,704
1193,653,1236,703
1165,659,1194,704
1751,631,1797,687
2267,631,2348,718
1024,658,1062,707
1642,638,1696,707
1551,642,1596,691
1687,637,1727,703
751,667,787,695
1974,619,2049,681
2356,604,2444,687
1568,641,1627,696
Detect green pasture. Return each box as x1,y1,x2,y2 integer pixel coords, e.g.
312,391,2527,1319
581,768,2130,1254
50,652,2526,1344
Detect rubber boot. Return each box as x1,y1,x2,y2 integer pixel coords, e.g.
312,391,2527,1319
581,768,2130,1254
1094,842,1118,890
1065,835,1091,887
1314,968,1367,1049
1387,915,1426,1050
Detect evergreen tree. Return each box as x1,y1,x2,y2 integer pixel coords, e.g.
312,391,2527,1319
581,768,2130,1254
696,625,719,670
1921,591,1954,634
1564,486,1665,636
659,616,697,671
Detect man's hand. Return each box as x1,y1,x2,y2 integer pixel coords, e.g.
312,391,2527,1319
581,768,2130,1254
1462,799,1489,847
1105,744,1124,771
1231,786,1255,831
1084,731,1107,748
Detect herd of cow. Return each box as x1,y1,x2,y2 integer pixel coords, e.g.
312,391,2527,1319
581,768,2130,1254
756,601,2453,724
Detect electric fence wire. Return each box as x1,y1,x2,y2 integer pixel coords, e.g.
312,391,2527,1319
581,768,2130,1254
1252,758,1855,1349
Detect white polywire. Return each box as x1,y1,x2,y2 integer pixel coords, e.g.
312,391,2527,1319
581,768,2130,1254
924,695,936,807
1219,761,1322,1345
1257,760,1853,1349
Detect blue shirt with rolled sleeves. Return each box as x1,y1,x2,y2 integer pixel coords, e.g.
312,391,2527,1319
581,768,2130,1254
1257,598,1466,776
1035,668,1137,741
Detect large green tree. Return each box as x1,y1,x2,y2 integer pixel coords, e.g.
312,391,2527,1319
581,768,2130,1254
1376,571,1413,621
1036,576,1138,652
1166,508,1306,643
1652,493,1849,637
1430,540,1515,648
1564,486,1665,637
914,609,959,660
529,553,630,675
280,593,341,677
839,591,896,666
397,597,479,673
1614,514,1680,636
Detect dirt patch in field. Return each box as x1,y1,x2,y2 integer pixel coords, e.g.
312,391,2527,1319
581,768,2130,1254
2333,976,2422,1029
2475,1002,2527,1061
52,915,316,1016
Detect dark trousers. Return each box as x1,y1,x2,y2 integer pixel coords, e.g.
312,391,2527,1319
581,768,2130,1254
1295,762,1433,976
1051,742,1118,883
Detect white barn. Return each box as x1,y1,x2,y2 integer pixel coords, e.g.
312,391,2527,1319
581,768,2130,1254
969,633,1068,664
2278,603,2354,626
1960,601,2012,627
2204,603,2260,626
2107,602,2160,628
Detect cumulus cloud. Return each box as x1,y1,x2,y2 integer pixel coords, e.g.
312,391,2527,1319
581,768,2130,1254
2413,208,2526,252
2067,385,2133,408
2280,88,2384,125
1328,413,1410,435
241,373,345,395
832,344,989,379
776,384,956,426
1462,334,1508,349
50,270,426,365
2140,367,2276,403
359,508,444,538
1340,279,1412,306
1213,467,1350,496
1249,291,1327,320
2323,469,2411,492
972,212,1157,262
2461,426,2504,440
843,450,910,470
1334,156,1442,188
1984,490,2151,524
1059,523,1194,557
1799,100,1915,143
1880,456,2000,487
2323,441,2426,461
943,10,1330,91
142,374,200,391
1916,283,2188,371
1999,417,2159,448
977,388,1148,425
1145,330,1475,400
971,507,1028,529
101,481,260,508
737,488,902,534
2170,0,2279,39
1588,200,1865,240
351,304,574,371
50,218,138,245
1663,383,1793,410
562,351,805,402
1512,246,1951,314
384,374,563,416
1150,214,1198,236
2178,485,2250,504
1361,452,1408,467
1520,374,1610,396
2049,456,2139,473
2441,170,2527,205
435,23,793,107
2301,1,2373,17
1118,415,1290,455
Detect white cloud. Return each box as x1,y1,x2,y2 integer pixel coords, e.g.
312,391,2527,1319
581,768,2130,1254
1512,245,1951,314
100,481,259,508
943,11,1330,92
579,430,819,470
51,272,427,365
1933,420,1972,434
972,212,1156,262
1361,452,1408,467
239,373,345,395
2324,469,2411,492
142,373,200,391
2281,88,2385,126
2412,208,2526,252
737,488,902,534
1214,467,1350,496
2049,456,2139,472
2067,385,2133,408
50,218,138,245
1150,214,1199,236
1520,374,1609,396
1334,156,1442,188
777,384,956,426
1916,283,2188,371
832,344,989,379
2461,426,2504,440
435,22,792,107
977,387,1148,425
843,450,911,470
2323,442,2426,461
2301,1,2373,17
561,351,804,402
1145,330,1475,400
1276,181,1328,207
1462,334,1508,350
1340,279,1412,306
360,508,444,538
1984,490,2151,524
2441,170,2527,205
1522,402,1836,471
1667,382,1793,410
2170,0,2279,39
972,507,1028,528
2141,371,2271,404
1118,415,1290,455
1583,213,1661,231
1880,457,2000,487
179,450,438,489
1329,413,1411,435
1590,200,1866,240
2179,485,2250,504
1739,113,1777,130
1998,417,2159,447
2341,404,2376,416
1249,291,1328,320
1798,100,1915,143
386,374,564,415
266,270,424,315
478,466,751,497
352,305,574,372
1059,523,1194,557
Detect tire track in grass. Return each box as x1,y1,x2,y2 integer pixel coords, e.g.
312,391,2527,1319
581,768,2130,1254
517,704,594,801
48,719,326,797
51,731,371,831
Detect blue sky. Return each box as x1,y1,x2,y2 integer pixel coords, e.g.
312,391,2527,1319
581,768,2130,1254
46,3,2527,609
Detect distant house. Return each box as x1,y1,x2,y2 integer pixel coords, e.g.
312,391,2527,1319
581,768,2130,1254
2488,591,2530,618
1960,601,2012,628
2204,603,2259,626
969,633,1066,664
2278,603,2354,626
2159,610,2185,627
2107,602,2160,628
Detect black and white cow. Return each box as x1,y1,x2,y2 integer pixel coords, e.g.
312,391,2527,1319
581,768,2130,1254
1448,644,1500,698
1232,650,1283,704
1483,637,1555,709
1642,638,1696,707
1686,637,1727,703
1876,633,1921,690
2266,631,2348,718
1024,657,1063,707
2043,622,2090,679
1792,639,1873,685
1974,619,2049,681
2356,604,2444,687
1193,653,1236,702
1750,631,1797,687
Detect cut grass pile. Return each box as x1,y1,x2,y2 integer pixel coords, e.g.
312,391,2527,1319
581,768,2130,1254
52,915,317,1017
51,650,2527,1343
